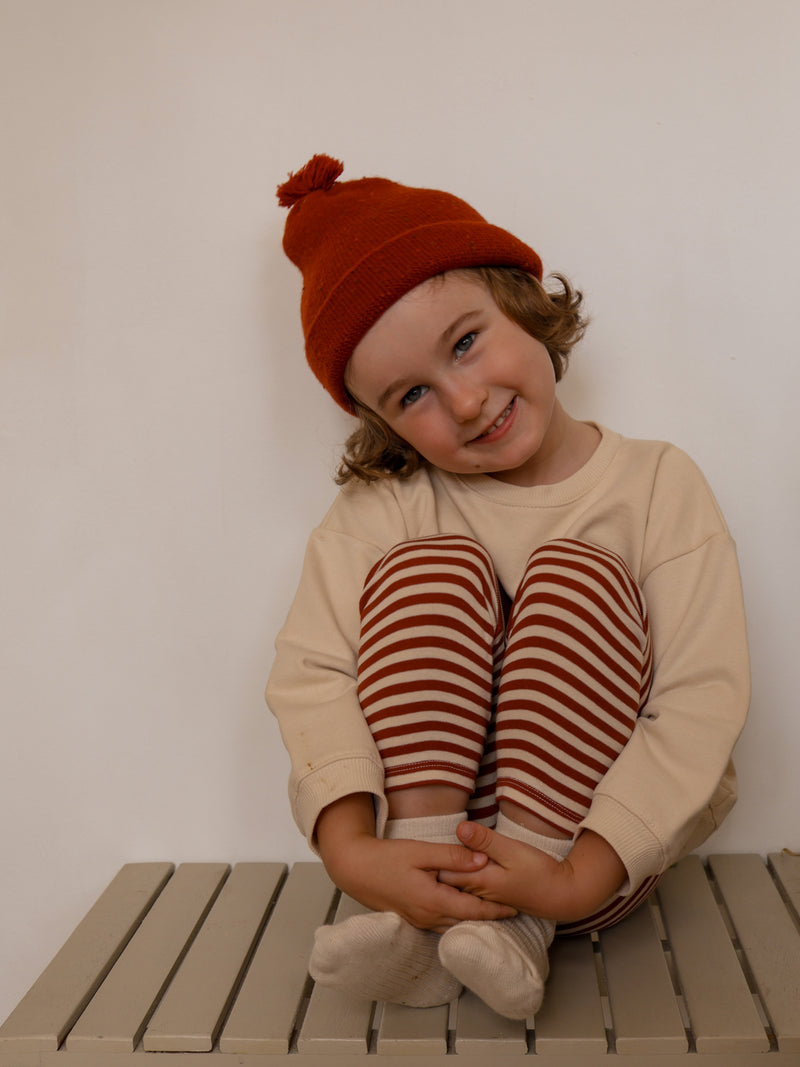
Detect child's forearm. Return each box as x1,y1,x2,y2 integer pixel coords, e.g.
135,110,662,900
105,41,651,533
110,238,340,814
315,792,378,885
556,830,627,920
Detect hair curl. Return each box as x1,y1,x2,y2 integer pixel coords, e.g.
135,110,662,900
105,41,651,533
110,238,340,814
336,267,587,486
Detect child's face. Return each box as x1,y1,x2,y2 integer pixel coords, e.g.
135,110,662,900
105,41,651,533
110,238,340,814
346,272,566,485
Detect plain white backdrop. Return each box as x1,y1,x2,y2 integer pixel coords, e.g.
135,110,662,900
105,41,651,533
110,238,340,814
2,0,798,1022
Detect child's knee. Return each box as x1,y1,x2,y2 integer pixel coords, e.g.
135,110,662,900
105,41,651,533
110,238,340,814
361,535,499,612
525,538,632,578
521,539,646,619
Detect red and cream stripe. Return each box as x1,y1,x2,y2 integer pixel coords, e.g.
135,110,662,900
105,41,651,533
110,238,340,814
495,539,652,834
357,535,504,795
356,534,658,930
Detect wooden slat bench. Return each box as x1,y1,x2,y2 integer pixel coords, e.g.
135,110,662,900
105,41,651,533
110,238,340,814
2,854,799,1066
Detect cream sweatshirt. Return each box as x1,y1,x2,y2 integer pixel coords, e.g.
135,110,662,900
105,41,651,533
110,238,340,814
266,426,750,892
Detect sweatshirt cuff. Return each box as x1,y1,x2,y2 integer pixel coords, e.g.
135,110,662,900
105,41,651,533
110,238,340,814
579,793,666,895
293,755,388,855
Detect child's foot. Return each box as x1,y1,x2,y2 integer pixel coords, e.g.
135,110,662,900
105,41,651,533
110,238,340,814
438,811,572,1018
310,910,461,1006
309,811,467,1006
438,912,554,1018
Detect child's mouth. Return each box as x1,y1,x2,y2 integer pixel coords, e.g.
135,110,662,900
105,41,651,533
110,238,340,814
473,399,516,442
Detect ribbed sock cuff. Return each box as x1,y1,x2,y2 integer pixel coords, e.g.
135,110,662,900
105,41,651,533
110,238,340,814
385,811,467,843
495,812,572,861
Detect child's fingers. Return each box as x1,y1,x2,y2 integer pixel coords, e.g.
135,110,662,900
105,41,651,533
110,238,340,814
396,868,515,927
409,840,488,871
432,877,516,919
437,867,487,889
431,888,516,924
436,862,510,902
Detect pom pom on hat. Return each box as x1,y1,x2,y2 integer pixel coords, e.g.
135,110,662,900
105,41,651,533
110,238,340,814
277,155,543,412
276,154,344,208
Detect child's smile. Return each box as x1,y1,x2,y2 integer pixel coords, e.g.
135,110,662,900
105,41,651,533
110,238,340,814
469,398,517,443
346,272,597,486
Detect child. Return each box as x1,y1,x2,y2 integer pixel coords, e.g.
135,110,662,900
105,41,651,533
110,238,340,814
266,154,749,1019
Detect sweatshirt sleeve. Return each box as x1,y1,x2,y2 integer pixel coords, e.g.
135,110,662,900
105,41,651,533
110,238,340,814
265,524,390,849
579,449,750,890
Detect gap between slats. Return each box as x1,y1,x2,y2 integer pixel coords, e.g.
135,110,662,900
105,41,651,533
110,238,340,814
65,863,230,1053
709,853,800,1053
218,863,337,1055
0,863,174,1055
143,863,288,1052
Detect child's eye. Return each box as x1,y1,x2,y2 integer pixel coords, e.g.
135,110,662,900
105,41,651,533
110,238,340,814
401,384,429,408
454,332,476,358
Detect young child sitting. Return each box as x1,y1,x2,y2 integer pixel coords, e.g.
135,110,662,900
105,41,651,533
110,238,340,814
265,154,749,1020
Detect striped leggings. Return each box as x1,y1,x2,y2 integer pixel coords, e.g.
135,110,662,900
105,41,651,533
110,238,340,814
358,535,659,933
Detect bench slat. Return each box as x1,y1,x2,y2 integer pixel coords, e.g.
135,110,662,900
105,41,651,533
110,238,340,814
65,863,229,1053
297,893,373,1054
600,900,688,1054
142,862,286,1052
377,1000,449,1055
218,862,335,1054
769,850,800,919
453,990,527,1054
0,863,173,1054
710,853,800,1053
534,934,607,1054
657,856,768,1053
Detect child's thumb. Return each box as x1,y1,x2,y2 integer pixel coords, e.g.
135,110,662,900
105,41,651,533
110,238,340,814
457,820,498,858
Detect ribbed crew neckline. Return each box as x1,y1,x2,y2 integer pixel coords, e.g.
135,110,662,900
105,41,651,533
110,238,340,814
442,424,621,508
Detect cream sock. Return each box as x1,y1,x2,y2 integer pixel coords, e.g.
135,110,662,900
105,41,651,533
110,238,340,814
438,813,572,1019
308,811,466,1007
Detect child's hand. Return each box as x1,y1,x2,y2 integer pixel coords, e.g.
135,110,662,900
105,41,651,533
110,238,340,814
438,822,626,922
331,834,518,931
315,794,517,931
436,822,566,918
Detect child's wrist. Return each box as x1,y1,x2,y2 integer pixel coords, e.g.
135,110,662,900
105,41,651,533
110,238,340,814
558,831,626,919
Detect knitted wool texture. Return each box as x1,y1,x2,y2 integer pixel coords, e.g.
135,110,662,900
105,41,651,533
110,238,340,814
277,154,543,411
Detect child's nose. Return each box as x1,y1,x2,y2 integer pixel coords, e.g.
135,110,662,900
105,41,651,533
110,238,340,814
445,378,488,423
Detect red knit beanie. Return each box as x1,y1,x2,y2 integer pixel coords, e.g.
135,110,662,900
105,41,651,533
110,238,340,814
276,154,543,411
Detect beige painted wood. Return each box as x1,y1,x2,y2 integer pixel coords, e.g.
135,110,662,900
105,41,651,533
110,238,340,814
657,856,768,1054
377,1000,449,1054
0,863,173,1054
534,933,607,1054
599,900,687,1054
142,862,286,1052
218,862,335,1054
296,892,373,1054
452,990,527,1054
710,853,800,1053
17,1048,800,1066
65,863,229,1053
8,853,800,1065
769,850,800,916
296,986,374,1056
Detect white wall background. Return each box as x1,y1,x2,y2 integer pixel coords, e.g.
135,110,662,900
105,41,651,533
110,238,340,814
2,0,798,1022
